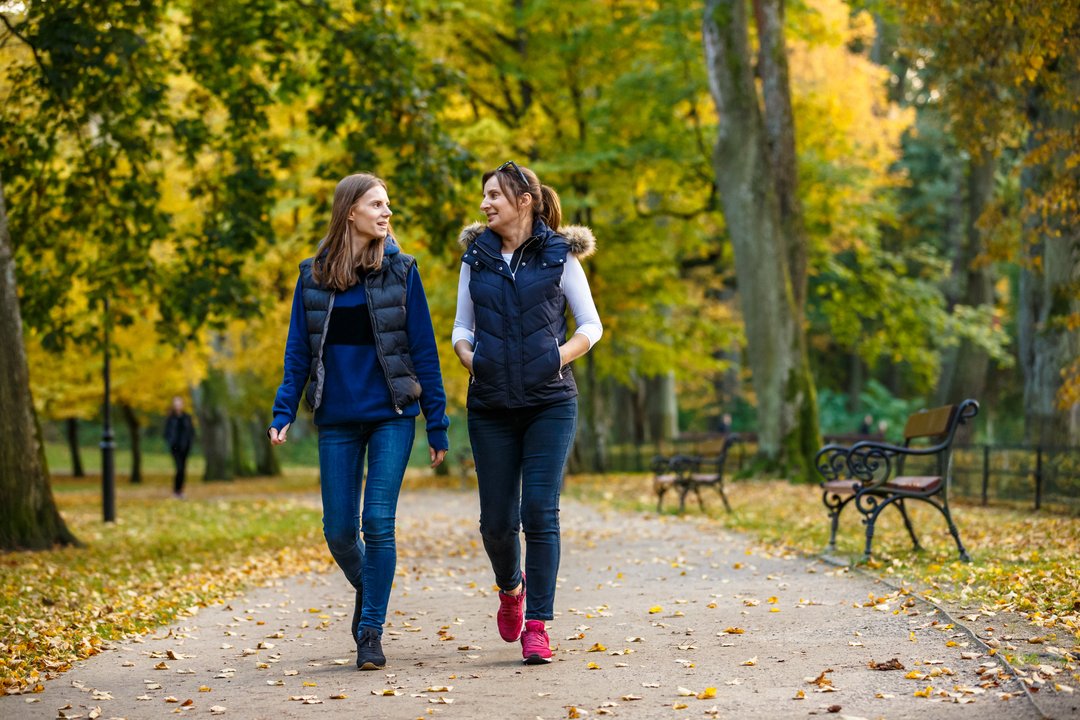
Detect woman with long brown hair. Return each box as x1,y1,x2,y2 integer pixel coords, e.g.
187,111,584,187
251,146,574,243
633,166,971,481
269,173,449,670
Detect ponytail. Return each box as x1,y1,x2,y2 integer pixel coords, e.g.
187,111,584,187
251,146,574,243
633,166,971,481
537,184,561,231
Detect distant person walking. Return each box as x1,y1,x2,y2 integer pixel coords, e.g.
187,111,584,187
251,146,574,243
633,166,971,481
163,395,195,498
452,161,603,665
858,414,874,435
268,173,449,671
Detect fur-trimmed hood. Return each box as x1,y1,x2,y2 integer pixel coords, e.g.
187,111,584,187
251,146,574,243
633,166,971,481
457,221,597,259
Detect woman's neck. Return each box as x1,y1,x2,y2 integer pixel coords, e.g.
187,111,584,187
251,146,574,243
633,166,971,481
499,216,533,253
349,228,373,259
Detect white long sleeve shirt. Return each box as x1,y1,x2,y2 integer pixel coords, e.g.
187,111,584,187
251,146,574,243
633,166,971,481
452,253,603,348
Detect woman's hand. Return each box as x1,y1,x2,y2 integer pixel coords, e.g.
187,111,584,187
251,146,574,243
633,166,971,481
268,423,291,445
429,447,447,468
454,339,475,374
558,333,591,368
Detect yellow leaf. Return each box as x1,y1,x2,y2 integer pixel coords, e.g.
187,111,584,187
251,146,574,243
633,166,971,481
697,687,717,699
648,606,663,614
587,662,600,670
724,627,745,634
587,643,607,652
914,685,934,698
793,690,806,699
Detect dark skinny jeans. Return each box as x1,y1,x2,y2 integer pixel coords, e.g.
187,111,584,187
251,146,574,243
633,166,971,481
468,398,577,621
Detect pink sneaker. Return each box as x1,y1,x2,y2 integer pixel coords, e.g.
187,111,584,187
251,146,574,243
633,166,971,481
521,620,552,664
496,578,525,642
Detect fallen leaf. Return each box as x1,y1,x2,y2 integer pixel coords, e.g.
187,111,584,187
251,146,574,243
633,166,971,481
868,658,905,671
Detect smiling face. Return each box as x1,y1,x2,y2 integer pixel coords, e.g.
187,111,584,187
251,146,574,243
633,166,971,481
480,174,531,237
348,184,392,243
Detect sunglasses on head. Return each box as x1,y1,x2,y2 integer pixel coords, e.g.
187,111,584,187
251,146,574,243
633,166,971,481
496,160,530,189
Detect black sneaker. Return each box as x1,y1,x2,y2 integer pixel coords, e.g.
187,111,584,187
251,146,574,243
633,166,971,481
355,627,385,670
349,586,364,645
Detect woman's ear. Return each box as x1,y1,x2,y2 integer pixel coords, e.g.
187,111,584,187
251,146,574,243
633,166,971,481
518,192,534,209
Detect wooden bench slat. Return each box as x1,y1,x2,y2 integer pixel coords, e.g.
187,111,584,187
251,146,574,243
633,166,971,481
885,475,943,493
823,479,861,494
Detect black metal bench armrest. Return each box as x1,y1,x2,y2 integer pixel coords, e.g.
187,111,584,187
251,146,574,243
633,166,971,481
815,444,853,483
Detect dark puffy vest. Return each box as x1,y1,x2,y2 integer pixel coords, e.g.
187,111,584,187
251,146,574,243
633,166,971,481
298,245,421,413
462,222,578,409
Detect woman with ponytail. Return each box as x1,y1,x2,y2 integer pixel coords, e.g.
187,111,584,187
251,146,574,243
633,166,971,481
269,173,449,671
452,161,603,665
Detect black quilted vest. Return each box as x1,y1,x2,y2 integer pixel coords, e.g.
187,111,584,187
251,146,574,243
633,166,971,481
461,221,578,409
298,242,421,414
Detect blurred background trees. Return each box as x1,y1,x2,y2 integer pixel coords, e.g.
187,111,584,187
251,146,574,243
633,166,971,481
2,0,1076,546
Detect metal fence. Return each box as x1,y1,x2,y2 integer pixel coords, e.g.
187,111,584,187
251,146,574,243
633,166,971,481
603,438,1080,512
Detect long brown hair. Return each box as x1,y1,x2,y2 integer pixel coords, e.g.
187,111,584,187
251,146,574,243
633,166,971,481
482,163,562,231
313,173,388,291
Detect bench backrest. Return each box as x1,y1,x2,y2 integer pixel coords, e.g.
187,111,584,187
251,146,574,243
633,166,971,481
903,405,959,443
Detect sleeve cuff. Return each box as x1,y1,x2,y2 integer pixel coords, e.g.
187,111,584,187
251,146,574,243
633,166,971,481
272,414,293,432
427,429,449,452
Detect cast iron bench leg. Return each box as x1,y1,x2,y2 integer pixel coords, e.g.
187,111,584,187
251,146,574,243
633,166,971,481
895,499,922,551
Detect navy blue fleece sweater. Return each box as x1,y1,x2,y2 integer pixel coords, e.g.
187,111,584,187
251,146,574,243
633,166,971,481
270,261,449,450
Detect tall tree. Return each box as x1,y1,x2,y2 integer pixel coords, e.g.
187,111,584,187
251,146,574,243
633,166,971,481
0,172,77,549
1,0,173,548
702,0,819,477
901,0,1080,444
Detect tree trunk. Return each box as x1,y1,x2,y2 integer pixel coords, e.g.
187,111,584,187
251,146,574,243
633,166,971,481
703,0,820,479
230,416,255,477
1018,83,1080,447
194,367,233,481
66,417,85,477
645,373,679,443
0,172,79,550
250,416,281,477
753,0,808,312
120,403,142,484
937,154,996,405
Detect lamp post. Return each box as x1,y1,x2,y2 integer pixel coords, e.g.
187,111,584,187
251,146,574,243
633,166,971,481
101,296,116,522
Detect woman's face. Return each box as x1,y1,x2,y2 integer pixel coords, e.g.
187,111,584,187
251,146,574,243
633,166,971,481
480,175,527,236
348,185,392,242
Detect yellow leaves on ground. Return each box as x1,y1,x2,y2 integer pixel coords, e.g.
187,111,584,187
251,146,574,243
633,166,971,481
648,606,663,614
0,488,327,694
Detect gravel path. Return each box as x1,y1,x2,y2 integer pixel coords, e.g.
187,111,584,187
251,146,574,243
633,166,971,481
2,489,1049,720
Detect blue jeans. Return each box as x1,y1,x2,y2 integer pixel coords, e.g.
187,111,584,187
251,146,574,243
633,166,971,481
468,398,578,621
318,418,414,636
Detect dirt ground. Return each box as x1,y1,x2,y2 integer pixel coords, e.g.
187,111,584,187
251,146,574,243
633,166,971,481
2,489,1067,720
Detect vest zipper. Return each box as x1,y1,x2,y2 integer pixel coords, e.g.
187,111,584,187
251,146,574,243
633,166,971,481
314,292,336,410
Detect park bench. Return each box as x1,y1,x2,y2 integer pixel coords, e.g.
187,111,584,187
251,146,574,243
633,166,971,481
652,433,742,513
816,399,979,562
